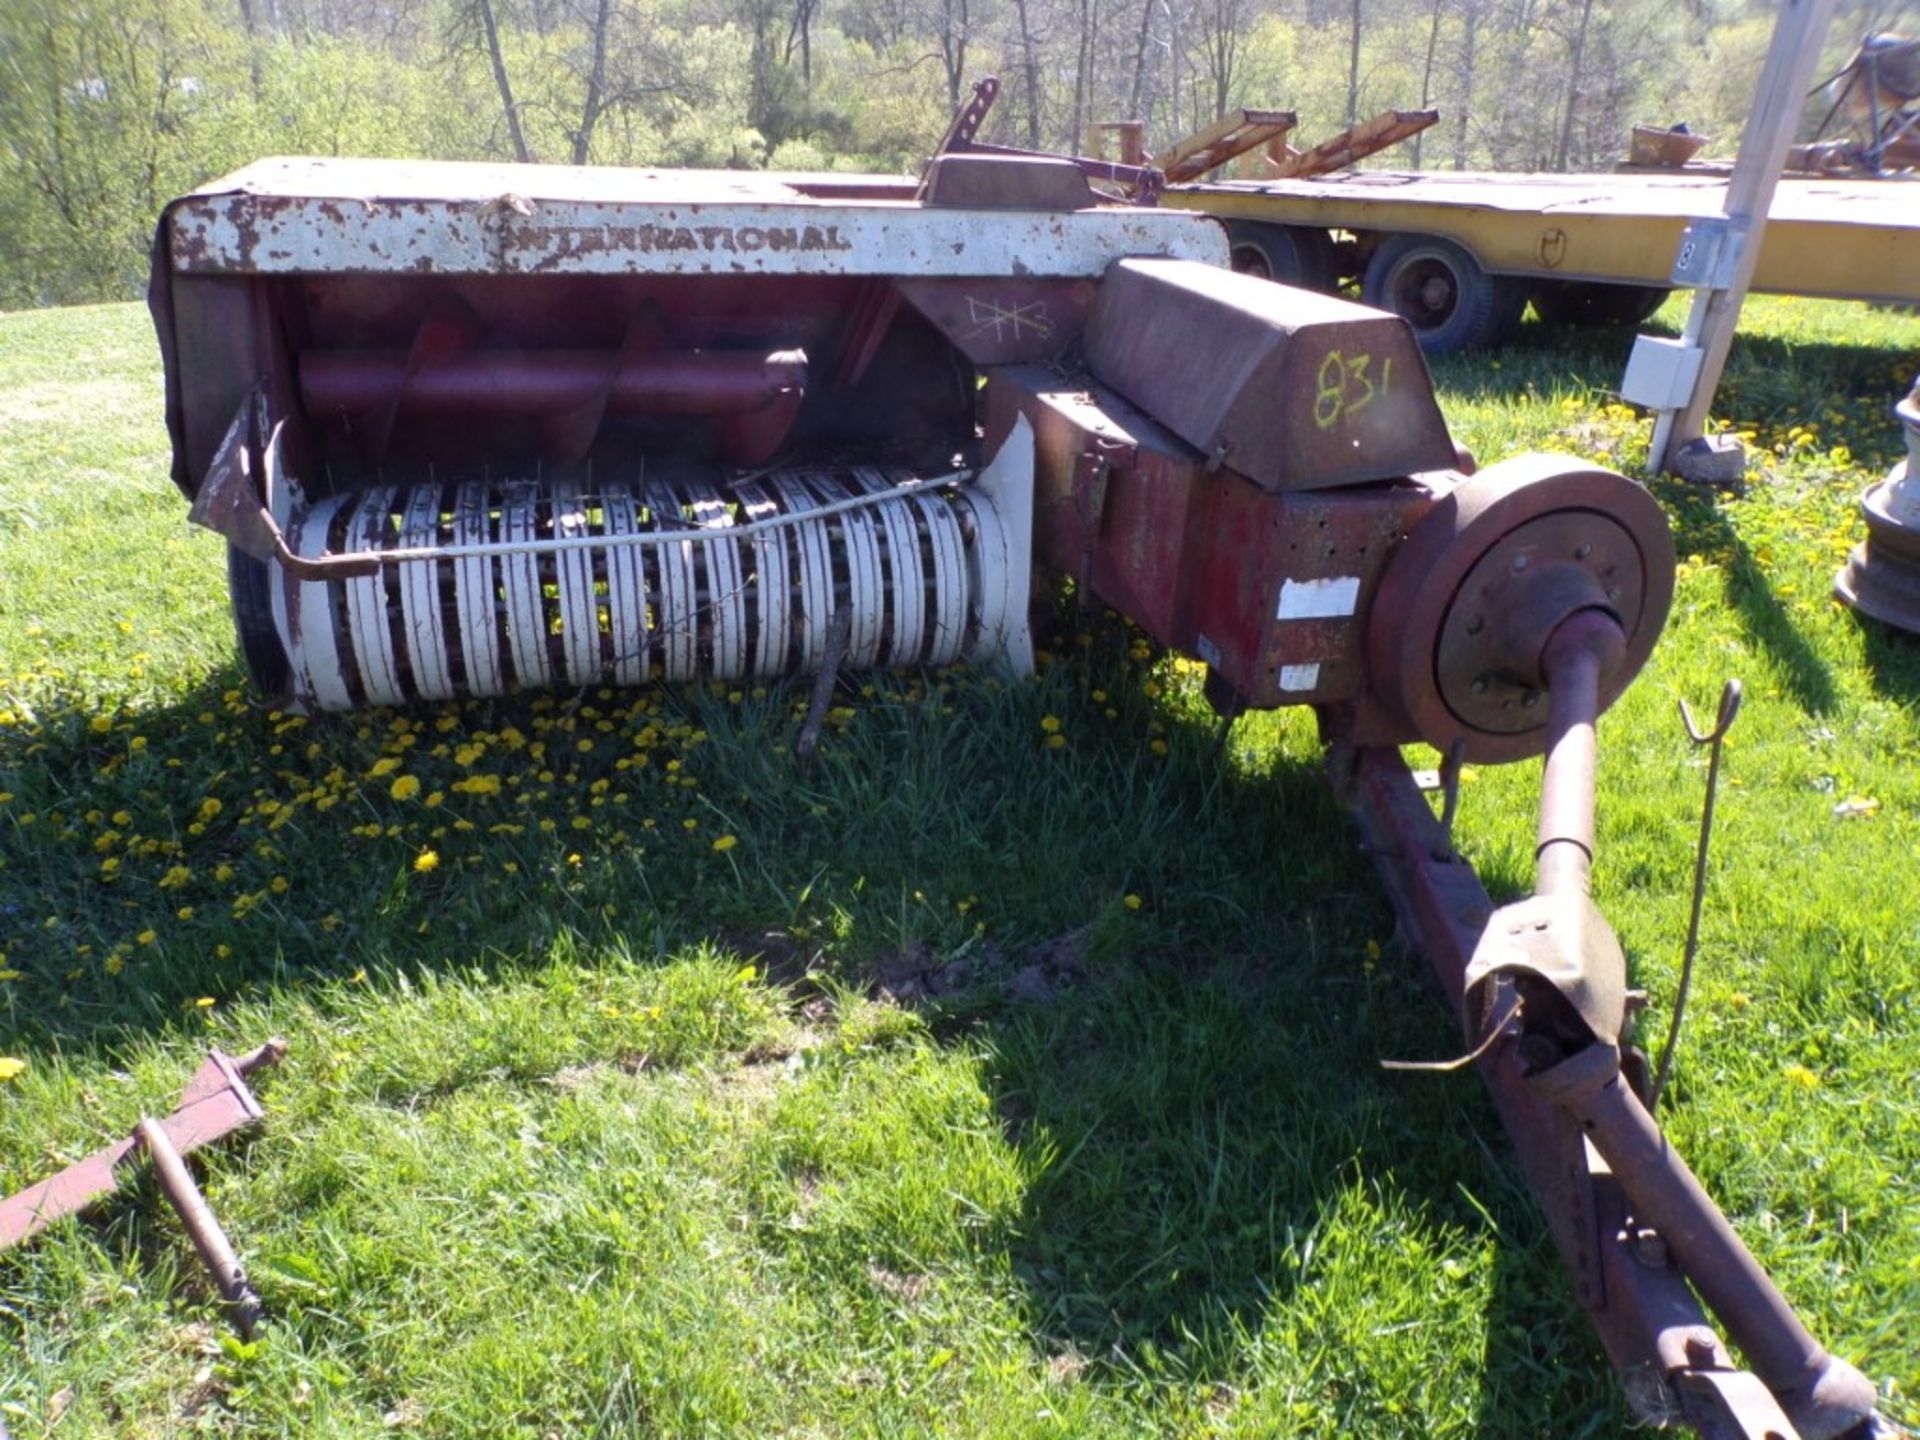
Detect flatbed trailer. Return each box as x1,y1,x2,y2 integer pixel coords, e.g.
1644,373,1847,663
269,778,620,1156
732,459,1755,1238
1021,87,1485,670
1166,168,1920,350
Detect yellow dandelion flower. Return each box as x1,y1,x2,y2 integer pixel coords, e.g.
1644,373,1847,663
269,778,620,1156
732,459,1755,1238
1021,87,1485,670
176,906,195,921
1123,893,1142,911
712,834,739,853
1783,1064,1819,1090
413,849,440,873
1046,733,1067,750
89,716,113,734
270,876,289,894
198,797,224,823
390,774,422,801
215,944,232,959
369,757,402,778
137,929,157,946
194,996,216,1009
105,954,125,975
0,1058,26,1082
681,817,699,831
158,864,191,890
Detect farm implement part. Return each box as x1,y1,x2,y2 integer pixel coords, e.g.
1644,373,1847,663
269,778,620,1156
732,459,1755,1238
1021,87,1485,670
0,1039,286,1337
1836,374,1920,632
148,144,1888,1437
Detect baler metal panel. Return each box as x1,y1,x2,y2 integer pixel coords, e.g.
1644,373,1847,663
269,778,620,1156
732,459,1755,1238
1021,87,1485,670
163,157,1228,278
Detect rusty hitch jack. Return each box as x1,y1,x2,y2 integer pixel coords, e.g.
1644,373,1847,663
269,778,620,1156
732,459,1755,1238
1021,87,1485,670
0,1038,286,1337
1335,611,1883,1440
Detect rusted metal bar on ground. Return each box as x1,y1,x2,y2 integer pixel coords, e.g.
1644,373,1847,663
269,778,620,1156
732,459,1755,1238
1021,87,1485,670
134,1118,264,1338
1264,109,1440,180
0,1040,285,1333
1156,109,1300,185
0,1039,284,1248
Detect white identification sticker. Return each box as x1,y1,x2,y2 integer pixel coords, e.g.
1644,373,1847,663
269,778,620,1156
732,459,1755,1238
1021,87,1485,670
1276,576,1361,620
1278,663,1321,692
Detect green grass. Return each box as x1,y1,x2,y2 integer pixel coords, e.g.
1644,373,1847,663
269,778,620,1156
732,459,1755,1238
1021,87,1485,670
1,295,1917,1437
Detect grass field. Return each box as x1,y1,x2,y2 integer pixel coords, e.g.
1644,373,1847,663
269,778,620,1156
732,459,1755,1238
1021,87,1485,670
1,294,1917,1438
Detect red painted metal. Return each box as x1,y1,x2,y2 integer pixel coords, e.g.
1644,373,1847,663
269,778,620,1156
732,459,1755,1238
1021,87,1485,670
0,1040,284,1251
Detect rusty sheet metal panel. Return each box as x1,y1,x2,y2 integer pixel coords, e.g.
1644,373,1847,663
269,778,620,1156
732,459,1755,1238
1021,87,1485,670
989,369,1209,643
1188,480,1438,707
1081,258,1456,492
163,157,1226,279
896,278,1098,365
986,364,1442,711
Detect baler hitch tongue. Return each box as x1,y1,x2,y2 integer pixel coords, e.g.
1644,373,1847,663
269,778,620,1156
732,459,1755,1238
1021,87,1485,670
1451,617,1882,1440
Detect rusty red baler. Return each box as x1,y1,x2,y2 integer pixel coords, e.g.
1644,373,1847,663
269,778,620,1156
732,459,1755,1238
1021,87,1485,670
148,140,1887,1440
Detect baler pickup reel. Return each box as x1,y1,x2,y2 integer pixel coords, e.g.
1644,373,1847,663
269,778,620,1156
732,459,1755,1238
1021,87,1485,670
149,148,1885,1438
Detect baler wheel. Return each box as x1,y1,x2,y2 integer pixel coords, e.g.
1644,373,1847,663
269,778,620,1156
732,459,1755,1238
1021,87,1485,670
226,544,289,699
1227,221,1337,293
1362,233,1527,354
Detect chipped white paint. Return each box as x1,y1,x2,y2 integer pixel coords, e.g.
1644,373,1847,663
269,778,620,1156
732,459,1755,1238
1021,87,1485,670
168,157,1228,278
1276,575,1361,621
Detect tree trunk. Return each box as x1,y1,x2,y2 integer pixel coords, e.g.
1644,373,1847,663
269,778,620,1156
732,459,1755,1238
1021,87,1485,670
1128,0,1156,122
940,0,969,110
1452,0,1478,170
1413,0,1442,168
1014,0,1043,146
1554,0,1596,171
1345,0,1363,129
477,0,535,163
570,0,613,165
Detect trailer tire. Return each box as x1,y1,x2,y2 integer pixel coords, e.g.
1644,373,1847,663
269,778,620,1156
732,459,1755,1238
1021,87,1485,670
1227,221,1336,292
1362,233,1527,354
1529,279,1671,328
227,543,290,699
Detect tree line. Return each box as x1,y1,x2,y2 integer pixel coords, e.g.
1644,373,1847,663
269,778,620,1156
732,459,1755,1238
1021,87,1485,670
0,0,1897,308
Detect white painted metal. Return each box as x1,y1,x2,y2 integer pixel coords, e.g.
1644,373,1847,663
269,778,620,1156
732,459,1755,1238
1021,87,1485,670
966,417,1036,675
169,158,1229,278
647,481,698,682
917,494,968,666
398,483,454,700
344,488,405,706
550,479,602,687
281,494,353,711
772,474,833,671
686,480,747,681
501,481,552,689
602,488,649,686
270,465,1016,707
856,468,925,665
814,473,885,668
736,482,790,677
451,482,504,696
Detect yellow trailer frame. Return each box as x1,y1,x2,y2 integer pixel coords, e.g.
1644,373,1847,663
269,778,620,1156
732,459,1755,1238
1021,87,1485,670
1167,169,1920,348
